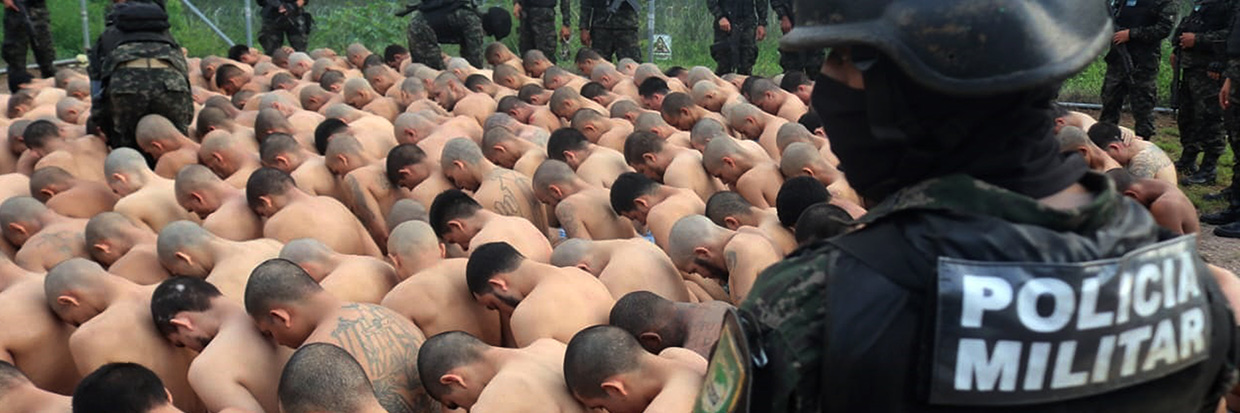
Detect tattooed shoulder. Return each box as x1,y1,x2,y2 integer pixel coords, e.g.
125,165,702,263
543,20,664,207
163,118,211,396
327,303,438,413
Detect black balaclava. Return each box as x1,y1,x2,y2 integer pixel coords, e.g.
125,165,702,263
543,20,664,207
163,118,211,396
811,47,1087,204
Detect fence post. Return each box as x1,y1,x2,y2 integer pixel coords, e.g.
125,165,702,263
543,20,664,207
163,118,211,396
80,0,90,51
245,0,254,47
180,0,237,45
646,0,655,62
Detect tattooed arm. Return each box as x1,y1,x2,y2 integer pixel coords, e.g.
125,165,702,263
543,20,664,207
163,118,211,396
555,201,592,240
345,174,389,252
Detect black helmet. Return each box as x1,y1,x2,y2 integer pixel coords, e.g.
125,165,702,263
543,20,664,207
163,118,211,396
482,7,513,41
781,1,1111,95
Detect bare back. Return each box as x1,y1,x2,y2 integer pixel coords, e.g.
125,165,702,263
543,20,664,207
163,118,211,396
0,279,79,395
381,260,503,346
475,168,548,234
266,196,382,257
509,269,614,346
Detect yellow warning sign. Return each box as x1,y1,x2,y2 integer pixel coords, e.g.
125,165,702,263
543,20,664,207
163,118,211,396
653,34,672,60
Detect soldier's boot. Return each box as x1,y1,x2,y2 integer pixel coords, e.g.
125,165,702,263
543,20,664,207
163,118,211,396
1175,148,1200,176
1203,182,1240,225
1204,187,1234,201
1184,151,1221,186
1214,220,1240,239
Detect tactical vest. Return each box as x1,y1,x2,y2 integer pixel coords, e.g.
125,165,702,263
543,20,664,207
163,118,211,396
522,0,559,9
715,0,761,26
1181,0,1232,34
1113,0,1160,29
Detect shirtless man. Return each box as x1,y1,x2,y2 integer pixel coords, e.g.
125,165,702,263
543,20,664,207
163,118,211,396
432,74,498,127
544,66,588,92
429,190,552,262
609,172,705,250
29,166,118,219
691,81,742,113
485,43,523,73
279,238,397,304
633,112,693,149
569,108,634,153
0,275,79,395
84,213,170,285
325,135,407,248
550,238,692,302
386,144,456,209
199,131,262,189
1108,169,1200,235
156,220,283,299
609,291,732,358
660,92,728,132
343,78,401,121
549,88,607,121
246,167,383,257
724,102,788,159
22,120,107,183
482,128,546,179
546,129,631,188
624,131,723,202
1088,122,1177,185
174,165,264,241
244,258,438,413
581,82,628,109
0,197,88,272
747,77,808,122
393,112,484,161
704,191,797,254
105,149,198,233
260,133,343,200
573,49,606,78
703,135,785,208
591,65,640,101
467,242,614,346
775,122,839,166
496,96,562,132
466,75,517,101
418,332,584,412
150,277,284,413
44,259,200,412
564,325,705,413
667,215,783,303
0,361,71,412
279,343,388,413
1057,126,1124,172
72,362,186,413
779,142,862,206
532,160,636,240
54,97,89,125
382,221,501,344
441,138,548,233
135,115,201,179
494,64,539,91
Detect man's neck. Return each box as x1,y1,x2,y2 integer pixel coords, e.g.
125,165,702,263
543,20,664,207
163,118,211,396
508,261,549,295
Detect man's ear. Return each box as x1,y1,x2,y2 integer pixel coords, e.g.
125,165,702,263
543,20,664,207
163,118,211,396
211,152,226,165
440,374,468,389
723,216,741,230
269,308,293,329
562,151,577,164
452,160,468,171
801,167,815,177
260,195,274,210
334,154,349,169
633,198,649,211
549,185,564,200
693,246,711,260
1123,188,1141,199
111,173,129,186
190,192,206,205
174,251,195,267
150,141,165,152
447,219,465,234
274,154,291,169
491,145,508,155
763,91,776,103
722,156,736,169
487,278,509,292
169,317,194,332
642,153,657,166
92,242,111,256
583,123,598,135
601,380,629,398
744,116,757,127
56,295,80,307
637,332,663,350
39,188,57,199
7,223,27,237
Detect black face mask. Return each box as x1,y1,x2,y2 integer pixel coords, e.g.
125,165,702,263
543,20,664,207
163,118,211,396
811,54,1087,204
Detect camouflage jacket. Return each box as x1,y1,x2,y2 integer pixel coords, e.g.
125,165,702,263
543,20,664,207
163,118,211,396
1175,0,1236,69
738,172,1237,412
579,0,638,30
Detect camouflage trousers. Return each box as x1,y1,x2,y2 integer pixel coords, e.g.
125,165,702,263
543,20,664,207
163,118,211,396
590,27,641,62
407,7,485,70
1100,49,1159,139
258,17,308,54
102,68,193,166
2,4,54,79
1224,79,1240,203
519,7,558,63
778,47,823,75
1176,67,1227,165
712,24,758,75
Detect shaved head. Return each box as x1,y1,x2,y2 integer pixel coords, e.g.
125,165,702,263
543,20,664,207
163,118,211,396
441,138,485,167
779,142,825,178
549,238,591,268
775,122,813,152
667,215,725,266
702,135,743,171
155,220,215,275
690,118,728,150
531,159,578,195
387,199,429,232
563,325,644,399
135,115,182,147
44,258,111,306
279,238,334,269
388,220,439,257
280,343,380,413
417,331,488,401
0,196,48,245
244,258,324,319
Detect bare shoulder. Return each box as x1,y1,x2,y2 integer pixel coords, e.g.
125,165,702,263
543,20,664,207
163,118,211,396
658,347,709,374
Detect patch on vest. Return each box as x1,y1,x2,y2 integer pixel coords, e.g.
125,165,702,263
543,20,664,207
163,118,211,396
695,310,751,413
930,236,1210,406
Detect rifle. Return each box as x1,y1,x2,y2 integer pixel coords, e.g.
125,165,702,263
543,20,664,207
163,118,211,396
1170,17,1184,110
12,0,43,51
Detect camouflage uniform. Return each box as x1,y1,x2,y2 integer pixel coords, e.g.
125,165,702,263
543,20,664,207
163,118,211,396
2,0,54,79
88,3,192,166
769,0,822,75
732,173,1238,412
518,0,571,63
1173,0,1234,179
407,1,485,70
707,0,767,75
1099,0,1176,140
256,0,310,54
581,0,641,62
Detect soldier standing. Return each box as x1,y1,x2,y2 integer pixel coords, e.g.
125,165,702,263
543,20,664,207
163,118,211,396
1099,0,1176,140
1173,0,1234,185
2,0,54,80
88,0,192,166
1206,8,1240,238
579,0,640,62
699,0,1240,411
707,0,767,75
769,0,820,75
515,0,571,63
257,0,311,54
406,0,487,69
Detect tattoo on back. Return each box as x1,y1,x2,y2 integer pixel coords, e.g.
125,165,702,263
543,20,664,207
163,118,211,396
328,303,439,413
726,250,738,271
1129,149,1171,180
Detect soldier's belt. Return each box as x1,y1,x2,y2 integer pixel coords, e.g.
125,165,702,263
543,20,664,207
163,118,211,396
120,58,172,69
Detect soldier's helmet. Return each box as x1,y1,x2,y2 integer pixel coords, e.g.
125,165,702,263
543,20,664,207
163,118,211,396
782,0,1112,95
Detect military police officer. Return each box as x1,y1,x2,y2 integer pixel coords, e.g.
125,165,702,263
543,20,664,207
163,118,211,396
515,0,571,63
406,0,487,69
1173,0,1235,185
1099,0,1176,140
579,0,640,62
707,0,767,75
697,1,1240,412
257,0,311,54
1206,10,1240,238
88,0,192,165
768,0,822,75
2,0,55,80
